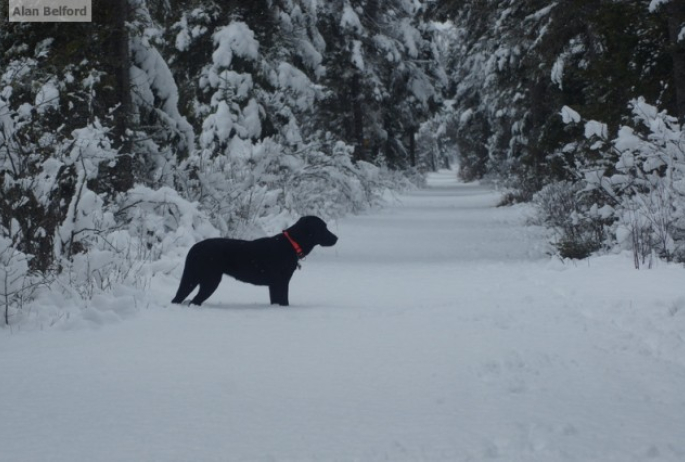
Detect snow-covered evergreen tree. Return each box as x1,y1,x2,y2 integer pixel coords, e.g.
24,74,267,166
436,0,677,202
318,0,444,168
160,0,407,236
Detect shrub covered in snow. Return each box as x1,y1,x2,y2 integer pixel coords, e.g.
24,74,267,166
532,180,612,259
0,236,39,325
540,99,685,265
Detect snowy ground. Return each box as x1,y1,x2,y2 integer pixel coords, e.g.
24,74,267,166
2,170,685,462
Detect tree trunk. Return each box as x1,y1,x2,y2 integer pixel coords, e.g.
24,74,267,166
666,2,685,121
408,127,417,168
351,74,366,162
110,0,134,192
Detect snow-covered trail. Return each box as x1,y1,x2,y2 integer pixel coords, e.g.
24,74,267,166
2,171,685,462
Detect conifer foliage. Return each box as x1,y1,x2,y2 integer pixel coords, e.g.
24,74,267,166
434,0,685,260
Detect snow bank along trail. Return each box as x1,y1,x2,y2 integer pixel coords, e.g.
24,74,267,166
2,170,685,462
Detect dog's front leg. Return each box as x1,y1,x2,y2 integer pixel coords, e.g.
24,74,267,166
269,282,289,306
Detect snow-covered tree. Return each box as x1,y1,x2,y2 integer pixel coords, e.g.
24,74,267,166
158,0,410,236
435,0,678,203
318,0,445,168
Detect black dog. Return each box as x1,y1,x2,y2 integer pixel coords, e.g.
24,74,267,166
171,216,338,306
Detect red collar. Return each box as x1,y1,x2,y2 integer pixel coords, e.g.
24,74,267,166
283,231,305,259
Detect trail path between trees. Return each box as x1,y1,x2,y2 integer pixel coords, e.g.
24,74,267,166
2,170,685,462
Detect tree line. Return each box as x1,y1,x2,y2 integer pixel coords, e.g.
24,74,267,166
431,0,685,262
1,0,685,323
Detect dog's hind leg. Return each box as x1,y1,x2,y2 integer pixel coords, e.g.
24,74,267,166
190,272,222,306
171,270,199,304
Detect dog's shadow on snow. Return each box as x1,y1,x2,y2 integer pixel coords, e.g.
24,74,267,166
179,301,323,312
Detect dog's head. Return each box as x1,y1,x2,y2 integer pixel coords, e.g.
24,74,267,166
292,216,338,247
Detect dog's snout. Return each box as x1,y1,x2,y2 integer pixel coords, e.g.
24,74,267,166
323,231,338,247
